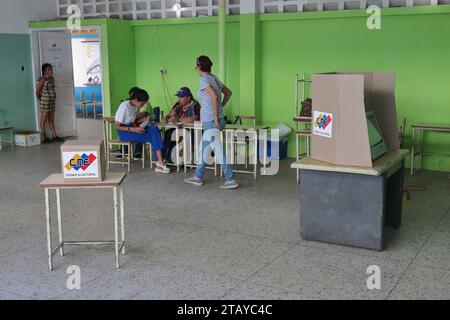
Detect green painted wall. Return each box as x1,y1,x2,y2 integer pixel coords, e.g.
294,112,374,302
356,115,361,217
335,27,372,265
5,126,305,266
258,7,450,171
134,19,240,119
28,6,450,172
0,34,36,131
105,19,136,116
133,6,450,172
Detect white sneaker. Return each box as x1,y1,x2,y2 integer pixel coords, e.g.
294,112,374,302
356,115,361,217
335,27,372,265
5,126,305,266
219,180,239,189
155,163,170,174
184,176,203,186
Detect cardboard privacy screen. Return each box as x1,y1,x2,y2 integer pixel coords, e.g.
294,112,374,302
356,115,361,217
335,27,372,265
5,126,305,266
311,72,400,167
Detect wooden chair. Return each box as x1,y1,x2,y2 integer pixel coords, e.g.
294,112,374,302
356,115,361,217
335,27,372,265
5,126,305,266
294,116,312,184
102,117,151,173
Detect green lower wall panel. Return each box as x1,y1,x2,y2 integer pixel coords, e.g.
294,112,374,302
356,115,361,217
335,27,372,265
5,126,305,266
0,34,36,131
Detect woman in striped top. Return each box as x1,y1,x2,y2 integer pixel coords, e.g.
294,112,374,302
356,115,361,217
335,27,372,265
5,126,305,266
36,63,64,143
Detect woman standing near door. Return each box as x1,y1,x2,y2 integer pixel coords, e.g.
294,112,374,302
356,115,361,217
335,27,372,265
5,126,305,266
36,63,64,143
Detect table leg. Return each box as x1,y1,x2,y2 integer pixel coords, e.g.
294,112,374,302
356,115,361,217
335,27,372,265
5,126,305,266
410,127,415,176
263,130,268,176
183,128,187,173
56,189,64,257
10,129,14,150
176,127,180,172
296,134,299,183
418,129,423,171
245,139,249,169
218,131,223,178
113,187,119,269
44,188,53,271
120,187,125,255
253,131,257,181
306,135,310,157
230,130,234,166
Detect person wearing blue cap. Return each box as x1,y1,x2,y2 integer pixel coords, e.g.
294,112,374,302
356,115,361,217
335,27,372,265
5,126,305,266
184,55,239,189
164,87,200,163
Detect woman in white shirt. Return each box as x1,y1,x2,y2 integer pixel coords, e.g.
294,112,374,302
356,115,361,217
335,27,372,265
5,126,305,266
115,88,170,173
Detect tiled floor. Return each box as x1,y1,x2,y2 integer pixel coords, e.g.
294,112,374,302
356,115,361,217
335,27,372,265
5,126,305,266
0,143,449,300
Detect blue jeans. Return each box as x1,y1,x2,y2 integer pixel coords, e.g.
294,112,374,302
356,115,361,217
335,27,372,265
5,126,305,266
117,125,164,157
195,119,235,181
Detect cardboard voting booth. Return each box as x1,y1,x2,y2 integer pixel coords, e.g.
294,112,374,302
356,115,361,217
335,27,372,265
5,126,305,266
311,72,400,167
61,140,105,182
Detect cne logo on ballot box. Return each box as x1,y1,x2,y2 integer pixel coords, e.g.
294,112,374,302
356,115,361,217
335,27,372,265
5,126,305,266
63,152,99,178
64,153,97,172
60,140,105,182
313,111,333,138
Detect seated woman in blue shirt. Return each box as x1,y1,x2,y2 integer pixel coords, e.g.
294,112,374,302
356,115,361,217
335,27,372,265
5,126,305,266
115,88,170,174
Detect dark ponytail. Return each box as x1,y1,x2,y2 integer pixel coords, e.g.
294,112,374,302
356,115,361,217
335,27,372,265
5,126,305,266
128,86,140,97
130,88,149,103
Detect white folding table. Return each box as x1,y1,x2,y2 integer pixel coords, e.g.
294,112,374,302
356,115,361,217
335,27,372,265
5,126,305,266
410,123,450,175
38,173,127,270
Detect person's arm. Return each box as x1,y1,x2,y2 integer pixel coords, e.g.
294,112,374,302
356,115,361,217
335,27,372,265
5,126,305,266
115,105,145,133
221,85,232,107
35,78,45,100
180,104,200,124
115,121,145,133
166,108,179,123
205,86,219,128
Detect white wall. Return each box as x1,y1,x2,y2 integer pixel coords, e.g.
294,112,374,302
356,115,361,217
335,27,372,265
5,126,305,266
0,0,57,34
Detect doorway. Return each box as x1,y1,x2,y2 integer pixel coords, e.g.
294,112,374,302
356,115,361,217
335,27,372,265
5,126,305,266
31,26,105,140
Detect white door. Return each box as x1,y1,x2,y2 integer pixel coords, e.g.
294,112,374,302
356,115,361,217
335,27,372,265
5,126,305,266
38,31,76,138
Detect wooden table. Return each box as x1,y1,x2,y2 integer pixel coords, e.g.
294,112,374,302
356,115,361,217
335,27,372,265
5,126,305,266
38,173,127,270
291,150,409,251
410,123,450,175
0,127,14,150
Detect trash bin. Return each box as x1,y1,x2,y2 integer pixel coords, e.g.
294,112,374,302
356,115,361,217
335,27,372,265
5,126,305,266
258,123,292,160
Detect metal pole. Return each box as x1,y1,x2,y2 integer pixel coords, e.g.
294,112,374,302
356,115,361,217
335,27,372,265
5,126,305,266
219,0,226,82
